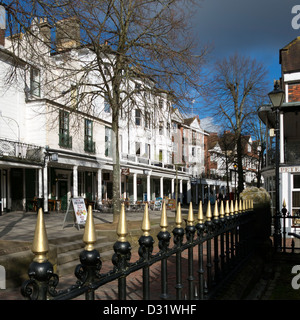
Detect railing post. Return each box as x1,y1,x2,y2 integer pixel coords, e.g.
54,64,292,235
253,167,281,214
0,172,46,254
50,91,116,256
186,202,196,300
157,201,171,300
172,202,184,300
76,206,101,300
112,204,132,300
138,203,154,300
282,200,287,253
205,202,213,294
213,202,220,284
196,201,205,300
21,208,57,300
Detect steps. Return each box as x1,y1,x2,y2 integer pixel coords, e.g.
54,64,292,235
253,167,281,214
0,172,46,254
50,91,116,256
49,232,115,276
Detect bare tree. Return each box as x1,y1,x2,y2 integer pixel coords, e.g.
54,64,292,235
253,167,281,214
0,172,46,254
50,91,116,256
2,0,209,222
204,53,268,194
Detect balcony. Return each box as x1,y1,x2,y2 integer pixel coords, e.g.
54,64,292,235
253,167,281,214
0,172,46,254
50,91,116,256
59,133,72,149
0,138,43,163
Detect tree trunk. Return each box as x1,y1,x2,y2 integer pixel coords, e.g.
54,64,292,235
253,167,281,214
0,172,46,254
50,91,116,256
112,107,121,224
236,134,244,196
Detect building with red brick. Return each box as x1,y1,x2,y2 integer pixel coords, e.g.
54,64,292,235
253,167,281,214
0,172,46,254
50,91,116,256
259,37,300,236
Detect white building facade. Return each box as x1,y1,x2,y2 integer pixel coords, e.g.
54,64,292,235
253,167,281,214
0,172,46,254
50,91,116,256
0,16,206,213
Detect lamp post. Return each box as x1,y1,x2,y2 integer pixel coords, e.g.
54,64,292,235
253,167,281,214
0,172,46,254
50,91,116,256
268,80,285,252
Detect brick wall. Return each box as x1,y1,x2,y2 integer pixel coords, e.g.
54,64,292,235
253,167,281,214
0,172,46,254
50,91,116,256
288,83,300,102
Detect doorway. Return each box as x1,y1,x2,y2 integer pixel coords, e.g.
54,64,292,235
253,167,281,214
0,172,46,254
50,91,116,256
58,180,68,211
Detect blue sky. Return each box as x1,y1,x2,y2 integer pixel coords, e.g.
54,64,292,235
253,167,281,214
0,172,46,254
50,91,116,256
191,0,300,123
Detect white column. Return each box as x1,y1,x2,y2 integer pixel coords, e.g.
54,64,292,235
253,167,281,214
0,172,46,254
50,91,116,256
147,173,151,202
160,177,164,198
73,166,78,198
280,112,284,164
43,165,48,212
171,178,175,199
187,179,191,203
179,179,183,203
133,173,137,202
38,168,43,198
97,168,102,204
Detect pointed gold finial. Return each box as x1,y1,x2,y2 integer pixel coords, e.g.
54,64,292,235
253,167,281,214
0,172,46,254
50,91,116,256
197,201,204,224
213,203,219,219
142,203,151,236
117,203,128,242
225,200,230,217
32,208,49,263
187,202,194,226
160,201,168,232
239,199,243,213
242,199,246,212
83,205,97,251
234,200,238,215
220,201,225,218
176,202,183,228
206,201,212,221
283,199,286,208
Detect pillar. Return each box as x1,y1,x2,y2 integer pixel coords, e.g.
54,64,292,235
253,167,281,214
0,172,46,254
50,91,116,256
147,173,151,202
73,166,78,198
160,177,163,198
179,179,183,203
133,173,137,202
280,112,284,164
97,168,102,204
171,178,174,199
43,165,48,212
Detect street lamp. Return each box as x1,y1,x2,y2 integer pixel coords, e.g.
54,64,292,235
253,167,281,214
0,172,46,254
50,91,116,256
268,80,285,252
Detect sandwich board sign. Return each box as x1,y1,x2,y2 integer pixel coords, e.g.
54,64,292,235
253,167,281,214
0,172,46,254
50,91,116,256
63,197,87,230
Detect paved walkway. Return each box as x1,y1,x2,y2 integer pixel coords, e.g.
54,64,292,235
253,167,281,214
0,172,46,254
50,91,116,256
0,206,193,300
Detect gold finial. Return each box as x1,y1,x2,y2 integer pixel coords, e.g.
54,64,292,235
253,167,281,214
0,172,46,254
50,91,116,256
242,199,246,212
231,200,235,216
198,201,204,224
32,208,49,263
176,202,183,228
160,201,168,232
142,202,151,236
225,200,230,217
187,202,194,226
213,203,219,219
206,201,212,221
239,199,243,213
83,205,97,251
234,200,239,214
220,201,225,218
117,203,128,242
283,199,286,208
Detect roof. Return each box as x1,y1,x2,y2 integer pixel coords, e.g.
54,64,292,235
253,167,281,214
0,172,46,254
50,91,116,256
280,37,300,73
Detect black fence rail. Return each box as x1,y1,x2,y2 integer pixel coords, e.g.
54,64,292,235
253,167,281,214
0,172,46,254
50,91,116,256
277,202,300,253
21,199,255,300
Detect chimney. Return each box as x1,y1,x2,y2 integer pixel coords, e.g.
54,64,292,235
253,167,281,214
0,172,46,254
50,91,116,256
0,5,6,47
38,18,51,48
56,17,80,52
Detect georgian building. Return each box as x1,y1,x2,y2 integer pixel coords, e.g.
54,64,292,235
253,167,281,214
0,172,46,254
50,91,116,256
0,15,206,213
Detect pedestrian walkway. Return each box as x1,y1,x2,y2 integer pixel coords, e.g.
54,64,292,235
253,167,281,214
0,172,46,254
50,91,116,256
0,205,192,300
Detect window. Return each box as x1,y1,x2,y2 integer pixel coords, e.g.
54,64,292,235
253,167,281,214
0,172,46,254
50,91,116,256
104,94,110,113
145,144,150,159
159,149,163,162
292,175,300,227
84,119,95,153
59,111,72,148
105,127,112,157
136,142,141,156
30,67,41,97
135,109,141,126
145,112,150,129
159,121,164,135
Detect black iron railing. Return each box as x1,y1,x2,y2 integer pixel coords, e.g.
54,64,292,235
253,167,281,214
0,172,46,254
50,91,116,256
21,200,255,300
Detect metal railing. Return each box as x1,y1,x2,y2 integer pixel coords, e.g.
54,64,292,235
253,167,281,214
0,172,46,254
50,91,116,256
0,138,43,163
21,199,255,300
